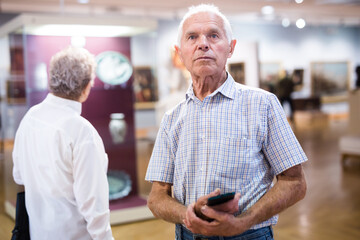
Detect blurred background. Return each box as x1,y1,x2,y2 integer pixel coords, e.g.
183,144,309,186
0,0,360,239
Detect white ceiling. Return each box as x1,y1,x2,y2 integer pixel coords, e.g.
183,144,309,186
0,0,360,26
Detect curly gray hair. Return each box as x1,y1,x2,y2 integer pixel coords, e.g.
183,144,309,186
49,46,96,100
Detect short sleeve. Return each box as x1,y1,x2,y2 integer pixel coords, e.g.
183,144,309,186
145,117,175,184
262,94,308,175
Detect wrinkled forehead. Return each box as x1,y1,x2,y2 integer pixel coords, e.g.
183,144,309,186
182,12,225,35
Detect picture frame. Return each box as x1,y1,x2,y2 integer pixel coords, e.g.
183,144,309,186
310,61,349,102
6,79,26,104
228,62,245,84
259,62,282,93
292,68,304,91
133,66,158,109
10,46,25,75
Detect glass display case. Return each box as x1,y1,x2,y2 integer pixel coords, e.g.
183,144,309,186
0,14,157,224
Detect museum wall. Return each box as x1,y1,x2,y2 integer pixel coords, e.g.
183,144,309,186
232,22,359,90
231,22,360,114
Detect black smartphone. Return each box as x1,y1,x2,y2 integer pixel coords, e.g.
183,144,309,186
207,192,235,206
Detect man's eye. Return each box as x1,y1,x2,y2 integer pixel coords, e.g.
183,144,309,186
188,35,195,40
210,34,218,38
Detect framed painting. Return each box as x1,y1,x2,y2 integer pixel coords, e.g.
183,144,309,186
292,68,304,91
310,61,349,102
259,62,282,93
6,79,26,104
10,46,25,75
133,66,158,109
228,62,245,84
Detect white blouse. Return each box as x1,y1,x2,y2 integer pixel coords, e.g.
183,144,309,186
13,94,113,240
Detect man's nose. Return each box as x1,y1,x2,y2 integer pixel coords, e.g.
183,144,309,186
197,36,209,51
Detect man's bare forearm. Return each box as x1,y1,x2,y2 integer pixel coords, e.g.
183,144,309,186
239,164,307,228
147,181,187,224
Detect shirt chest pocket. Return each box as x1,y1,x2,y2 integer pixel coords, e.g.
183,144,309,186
212,137,258,183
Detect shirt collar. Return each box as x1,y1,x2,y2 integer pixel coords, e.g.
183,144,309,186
185,73,237,100
45,93,82,115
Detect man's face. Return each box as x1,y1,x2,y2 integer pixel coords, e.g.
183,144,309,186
176,12,235,78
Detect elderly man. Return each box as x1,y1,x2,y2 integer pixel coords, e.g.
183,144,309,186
12,47,114,240
146,4,308,240
146,4,307,240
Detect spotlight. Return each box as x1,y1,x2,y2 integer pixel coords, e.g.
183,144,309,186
77,0,89,4
296,18,306,29
261,6,274,15
282,18,290,27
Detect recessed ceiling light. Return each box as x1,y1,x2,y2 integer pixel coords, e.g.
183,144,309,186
282,18,290,27
77,0,89,4
261,6,274,15
27,24,149,37
295,0,304,3
296,18,306,28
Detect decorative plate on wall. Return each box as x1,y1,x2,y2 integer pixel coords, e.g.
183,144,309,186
107,170,132,200
96,51,133,85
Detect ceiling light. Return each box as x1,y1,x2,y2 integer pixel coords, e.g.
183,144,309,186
296,18,306,28
25,24,150,37
295,0,304,3
282,18,291,27
71,36,86,47
261,6,274,15
77,0,89,4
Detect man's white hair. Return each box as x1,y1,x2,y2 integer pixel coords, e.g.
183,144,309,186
177,4,233,46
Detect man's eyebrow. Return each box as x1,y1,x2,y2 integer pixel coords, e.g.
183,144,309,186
184,31,197,36
183,27,223,39
208,27,222,34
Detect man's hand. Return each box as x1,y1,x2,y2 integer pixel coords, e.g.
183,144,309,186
193,189,221,221
183,200,247,237
193,189,240,221
209,192,241,215
183,190,243,236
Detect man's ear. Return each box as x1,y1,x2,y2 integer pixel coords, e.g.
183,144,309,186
228,39,237,58
174,45,183,62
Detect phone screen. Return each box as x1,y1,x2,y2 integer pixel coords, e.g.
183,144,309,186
207,192,235,206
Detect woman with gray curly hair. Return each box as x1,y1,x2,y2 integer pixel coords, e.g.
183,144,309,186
49,46,96,101
12,46,114,240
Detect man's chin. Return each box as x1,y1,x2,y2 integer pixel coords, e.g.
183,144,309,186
193,67,218,77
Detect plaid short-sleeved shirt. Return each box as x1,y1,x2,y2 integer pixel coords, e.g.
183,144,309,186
145,74,307,229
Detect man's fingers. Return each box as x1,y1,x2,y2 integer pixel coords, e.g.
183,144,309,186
198,189,221,204
210,188,221,196
201,205,222,220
